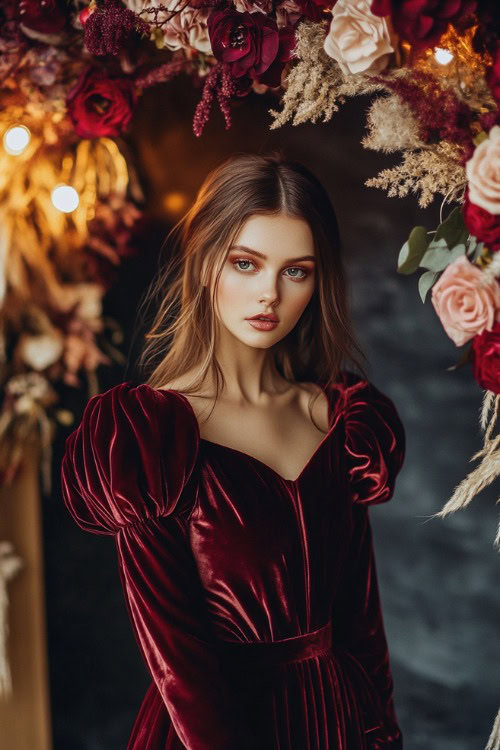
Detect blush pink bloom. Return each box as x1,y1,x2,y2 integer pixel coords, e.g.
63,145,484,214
431,255,500,347
162,1,213,54
323,0,397,75
465,125,500,215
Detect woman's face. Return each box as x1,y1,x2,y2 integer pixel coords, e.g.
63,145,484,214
213,213,316,349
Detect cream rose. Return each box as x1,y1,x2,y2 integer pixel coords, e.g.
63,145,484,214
323,0,397,76
162,1,212,54
465,126,500,215
124,0,212,54
431,255,500,346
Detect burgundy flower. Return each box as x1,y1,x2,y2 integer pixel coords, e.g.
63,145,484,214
258,26,296,87
83,0,150,56
370,0,477,49
18,0,67,34
471,322,500,395
462,188,500,252
208,9,280,80
66,67,137,139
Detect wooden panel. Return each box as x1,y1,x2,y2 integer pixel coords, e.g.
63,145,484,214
0,443,52,750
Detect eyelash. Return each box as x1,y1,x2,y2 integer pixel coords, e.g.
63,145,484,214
232,259,310,281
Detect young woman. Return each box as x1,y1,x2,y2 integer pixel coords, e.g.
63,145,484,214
61,152,406,750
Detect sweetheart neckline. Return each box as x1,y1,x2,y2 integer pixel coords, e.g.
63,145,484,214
156,384,343,484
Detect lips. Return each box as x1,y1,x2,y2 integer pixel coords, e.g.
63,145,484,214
246,314,279,322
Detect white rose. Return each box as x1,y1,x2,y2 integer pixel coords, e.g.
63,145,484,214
465,126,500,215
323,0,397,76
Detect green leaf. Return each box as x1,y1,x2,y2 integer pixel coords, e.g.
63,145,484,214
418,270,440,303
419,242,465,272
397,225,430,274
426,237,449,252
434,206,468,249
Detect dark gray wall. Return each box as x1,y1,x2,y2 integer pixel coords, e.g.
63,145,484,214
45,79,500,749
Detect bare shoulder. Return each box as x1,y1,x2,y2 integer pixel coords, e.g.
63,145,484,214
156,368,211,397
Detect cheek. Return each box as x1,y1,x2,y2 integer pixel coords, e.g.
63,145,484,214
216,269,249,310
286,280,315,316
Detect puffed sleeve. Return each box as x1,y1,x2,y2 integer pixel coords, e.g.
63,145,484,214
342,372,406,507
332,372,405,748
61,382,249,750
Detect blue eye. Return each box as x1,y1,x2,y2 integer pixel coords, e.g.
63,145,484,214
233,260,309,280
234,260,255,271
284,267,308,279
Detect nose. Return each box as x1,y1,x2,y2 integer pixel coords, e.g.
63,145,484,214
258,273,280,306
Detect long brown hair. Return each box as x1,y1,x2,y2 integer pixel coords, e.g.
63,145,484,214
137,151,368,425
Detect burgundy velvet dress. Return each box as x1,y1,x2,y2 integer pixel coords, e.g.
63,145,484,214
61,369,406,750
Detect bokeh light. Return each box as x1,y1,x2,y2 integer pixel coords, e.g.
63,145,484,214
51,184,80,213
434,47,454,65
3,125,31,155
163,191,189,217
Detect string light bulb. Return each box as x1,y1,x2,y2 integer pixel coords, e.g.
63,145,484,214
3,125,31,155
51,184,80,213
434,47,454,65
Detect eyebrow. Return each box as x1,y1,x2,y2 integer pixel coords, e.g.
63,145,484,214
229,245,316,263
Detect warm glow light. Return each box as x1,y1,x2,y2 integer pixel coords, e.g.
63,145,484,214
3,125,31,155
51,184,80,213
163,191,188,216
434,47,454,65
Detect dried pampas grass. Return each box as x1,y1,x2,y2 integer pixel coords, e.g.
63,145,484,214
269,21,388,128
364,141,467,208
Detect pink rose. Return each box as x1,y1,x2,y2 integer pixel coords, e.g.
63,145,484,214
431,255,500,347
465,126,500,215
324,0,397,76
162,1,213,54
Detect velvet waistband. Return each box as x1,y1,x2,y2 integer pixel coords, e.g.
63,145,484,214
217,621,333,674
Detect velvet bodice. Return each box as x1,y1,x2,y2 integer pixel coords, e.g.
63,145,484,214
61,370,406,750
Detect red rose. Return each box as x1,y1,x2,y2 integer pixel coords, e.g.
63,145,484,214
18,0,67,34
66,68,137,139
257,26,296,87
208,9,280,80
463,188,500,252
370,0,476,49
471,322,500,394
